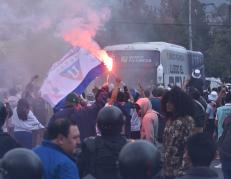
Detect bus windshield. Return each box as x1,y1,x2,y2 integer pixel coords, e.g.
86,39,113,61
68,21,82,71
108,50,160,87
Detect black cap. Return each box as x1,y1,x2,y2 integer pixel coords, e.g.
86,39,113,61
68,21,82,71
65,93,79,104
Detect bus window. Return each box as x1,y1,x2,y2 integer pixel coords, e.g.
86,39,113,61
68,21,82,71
107,50,160,87
169,76,175,86
175,76,182,87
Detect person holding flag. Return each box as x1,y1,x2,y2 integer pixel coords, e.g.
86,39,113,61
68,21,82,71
42,47,112,141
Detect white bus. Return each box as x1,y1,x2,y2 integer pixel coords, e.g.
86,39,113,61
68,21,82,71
104,42,204,88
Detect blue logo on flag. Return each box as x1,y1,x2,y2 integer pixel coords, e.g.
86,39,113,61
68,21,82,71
60,58,83,81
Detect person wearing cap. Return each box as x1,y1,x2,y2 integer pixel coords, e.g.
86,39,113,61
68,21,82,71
66,93,82,109
50,93,80,122
205,91,218,136
71,79,120,141
187,69,204,95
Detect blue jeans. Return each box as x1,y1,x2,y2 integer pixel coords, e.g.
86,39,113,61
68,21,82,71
14,131,33,149
222,160,231,179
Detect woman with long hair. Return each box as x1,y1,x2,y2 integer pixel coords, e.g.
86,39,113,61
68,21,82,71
12,98,44,148
161,86,196,178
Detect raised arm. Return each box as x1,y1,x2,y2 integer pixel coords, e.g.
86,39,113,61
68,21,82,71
108,78,121,105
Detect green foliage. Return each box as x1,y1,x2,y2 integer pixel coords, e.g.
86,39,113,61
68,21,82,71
95,0,159,46
205,3,231,79
95,0,231,79
206,29,231,78
159,0,211,50
97,0,210,50
159,0,189,47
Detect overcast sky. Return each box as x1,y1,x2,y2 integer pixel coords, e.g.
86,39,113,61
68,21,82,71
200,0,229,6
148,0,229,7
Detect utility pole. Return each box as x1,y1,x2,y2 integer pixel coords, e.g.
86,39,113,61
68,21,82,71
229,4,231,25
189,0,193,50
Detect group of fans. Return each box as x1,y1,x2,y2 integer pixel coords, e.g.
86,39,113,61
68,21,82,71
0,70,231,179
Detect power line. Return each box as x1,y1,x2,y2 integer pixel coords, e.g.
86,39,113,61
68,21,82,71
110,21,231,27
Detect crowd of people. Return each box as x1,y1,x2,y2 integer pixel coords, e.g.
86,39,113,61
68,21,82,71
0,70,231,179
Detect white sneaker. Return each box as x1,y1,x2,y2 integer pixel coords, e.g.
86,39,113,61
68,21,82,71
214,163,222,168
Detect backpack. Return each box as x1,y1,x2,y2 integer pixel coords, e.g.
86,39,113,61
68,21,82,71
81,136,127,179
193,99,206,127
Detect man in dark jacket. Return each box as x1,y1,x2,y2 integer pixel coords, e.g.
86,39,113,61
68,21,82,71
70,89,109,141
179,133,218,179
50,92,80,122
187,69,204,95
114,91,131,138
188,87,207,132
0,101,20,158
79,106,127,179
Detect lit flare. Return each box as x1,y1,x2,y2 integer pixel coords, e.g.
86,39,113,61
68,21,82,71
98,50,113,72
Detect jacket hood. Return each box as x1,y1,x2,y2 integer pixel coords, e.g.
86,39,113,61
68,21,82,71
136,98,152,117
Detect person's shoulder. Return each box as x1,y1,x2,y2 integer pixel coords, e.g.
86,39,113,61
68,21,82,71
177,175,189,179
33,144,52,154
175,116,194,126
82,136,97,153
225,104,231,109
199,78,204,82
0,133,20,147
147,110,158,118
178,167,219,179
207,102,213,107
0,132,12,139
34,144,74,163
171,118,184,128
217,105,228,111
143,112,156,121
56,107,76,115
216,106,223,111
33,143,59,155
185,116,195,124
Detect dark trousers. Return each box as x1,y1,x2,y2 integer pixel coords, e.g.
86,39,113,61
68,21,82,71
204,119,215,137
14,131,33,149
222,160,231,179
